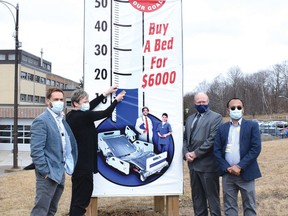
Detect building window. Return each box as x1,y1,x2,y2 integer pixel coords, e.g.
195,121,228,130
40,97,46,104
51,80,55,86
0,125,31,145
0,54,6,60
8,54,15,60
66,98,72,107
22,55,28,62
17,125,31,144
27,95,33,102
40,77,46,84
28,57,33,64
21,72,28,79
35,75,40,83
33,59,38,66
46,79,51,85
27,73,34,81
0,125,12,144
34,96,39,103
20,94,27,102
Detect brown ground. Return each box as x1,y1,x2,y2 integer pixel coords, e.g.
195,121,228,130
0,136,288,215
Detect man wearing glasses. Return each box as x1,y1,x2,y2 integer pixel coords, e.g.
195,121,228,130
214,98,262,216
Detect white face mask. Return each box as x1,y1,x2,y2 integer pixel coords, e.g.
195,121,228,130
80,102,90,111
51,101,64,114
229,109,243,120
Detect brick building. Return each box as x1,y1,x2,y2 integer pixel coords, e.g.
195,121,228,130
0,49,80,151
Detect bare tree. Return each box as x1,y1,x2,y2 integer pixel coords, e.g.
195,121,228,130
194,80,210,93
227,66,244,97
207,74,229,116
185,60,288,117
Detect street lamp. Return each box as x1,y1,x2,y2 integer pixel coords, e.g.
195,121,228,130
0,0,20,169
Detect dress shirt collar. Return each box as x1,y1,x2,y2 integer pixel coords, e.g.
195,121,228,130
229,118,242,126
47,108,64,121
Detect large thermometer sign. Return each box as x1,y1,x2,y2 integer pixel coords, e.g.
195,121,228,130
84,0,183,196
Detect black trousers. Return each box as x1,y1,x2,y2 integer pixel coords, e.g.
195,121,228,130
69,170,93,216
188,166,221,216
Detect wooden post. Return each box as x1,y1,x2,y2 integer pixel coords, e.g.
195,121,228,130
86,196,179,216
86,197,98,216
154,196,165,214
166,195,179,216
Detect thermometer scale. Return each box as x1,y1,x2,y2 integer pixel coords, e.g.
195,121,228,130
110,0,144,125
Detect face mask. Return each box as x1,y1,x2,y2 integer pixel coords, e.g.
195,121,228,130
229,109,243,120
80,102,90,111
50,101,64,114
195,104,209,113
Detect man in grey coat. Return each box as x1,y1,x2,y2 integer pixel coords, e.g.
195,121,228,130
30,87,78,216
183,92,223,216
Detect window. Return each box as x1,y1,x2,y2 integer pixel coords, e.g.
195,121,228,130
22,55,28,62
33,59,38,66
40,97,46,104
51,80,55,86
27,95,33,102
21,72,28,79
28,57,33,64
0,54,5,60
17,125,31,144
66,98,72,107
46,79,51,85
0,125,12,144
0,124,31,145
8,54,15,60
40,77,46,84
34,96,39,103
35,75,40,83
20,94,27,102
27,73,34,81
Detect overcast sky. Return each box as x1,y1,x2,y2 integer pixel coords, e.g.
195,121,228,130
1,0,288,94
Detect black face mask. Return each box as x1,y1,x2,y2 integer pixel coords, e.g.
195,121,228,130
194,104,209,113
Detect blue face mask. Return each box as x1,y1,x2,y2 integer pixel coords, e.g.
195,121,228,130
80,102,90,111
51,101,64,114
195,104,209,113
229,109,243,120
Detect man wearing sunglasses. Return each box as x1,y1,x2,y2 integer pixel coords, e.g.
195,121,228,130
214,98,262,216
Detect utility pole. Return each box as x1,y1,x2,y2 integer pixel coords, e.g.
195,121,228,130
0,1,20,169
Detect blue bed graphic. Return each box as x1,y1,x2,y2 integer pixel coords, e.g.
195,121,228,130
98,126,169,181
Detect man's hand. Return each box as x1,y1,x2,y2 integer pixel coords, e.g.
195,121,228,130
227,165,241,176
185,151,197,162
104,85,118,95
115,90,125,102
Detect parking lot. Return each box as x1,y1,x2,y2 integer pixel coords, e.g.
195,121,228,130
258,120,288,138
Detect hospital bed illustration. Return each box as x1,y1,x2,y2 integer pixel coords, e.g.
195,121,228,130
98,126,169,181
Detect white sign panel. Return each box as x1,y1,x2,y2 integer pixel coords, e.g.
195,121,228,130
84,0,183,196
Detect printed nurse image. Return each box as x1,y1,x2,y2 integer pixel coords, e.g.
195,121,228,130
156,112,172,153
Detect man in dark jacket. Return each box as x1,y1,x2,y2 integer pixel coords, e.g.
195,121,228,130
214,97,261,216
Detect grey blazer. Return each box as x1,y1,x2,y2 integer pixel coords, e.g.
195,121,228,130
30,109,78,184
183,109,223,172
